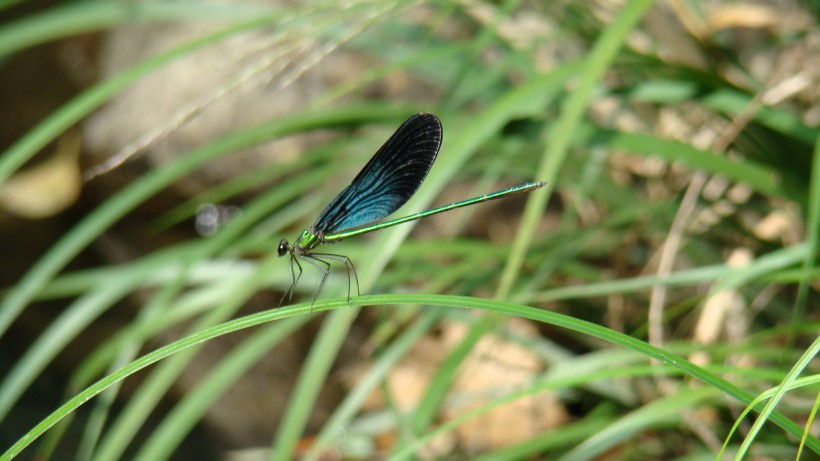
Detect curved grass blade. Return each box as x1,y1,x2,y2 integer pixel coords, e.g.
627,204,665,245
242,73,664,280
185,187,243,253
3,294,817,461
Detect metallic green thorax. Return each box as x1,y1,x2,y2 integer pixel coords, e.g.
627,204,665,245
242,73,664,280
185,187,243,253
295,229,321,252
277,229,322,258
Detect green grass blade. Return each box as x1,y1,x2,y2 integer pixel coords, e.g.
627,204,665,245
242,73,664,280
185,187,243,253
717,374,820,460
133,316,309,461
558,387,719,461
786,131,820,461
0,17,275,186
0,107,404,339
302,309,442,461
495,0,656,299
91,252,281,461
3,295,817,461
268,308,358,461
0,274,141,420
0,2,272,57
597,129,787,199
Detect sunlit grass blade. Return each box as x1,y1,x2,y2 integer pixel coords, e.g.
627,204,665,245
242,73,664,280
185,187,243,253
7,295,818,461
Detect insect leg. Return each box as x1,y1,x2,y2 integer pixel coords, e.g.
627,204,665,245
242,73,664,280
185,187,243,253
280,252,303,306
310,252,360,304
301,254,331,307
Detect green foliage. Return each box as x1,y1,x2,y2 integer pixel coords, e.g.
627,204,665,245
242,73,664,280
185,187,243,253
1,0,817,460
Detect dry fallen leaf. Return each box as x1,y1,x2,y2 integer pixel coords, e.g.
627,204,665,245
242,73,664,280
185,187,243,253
689,248,752,367
345,317,567,457
753,210,799,242
707,4,783,31
441,319,567,453
0,133,82,219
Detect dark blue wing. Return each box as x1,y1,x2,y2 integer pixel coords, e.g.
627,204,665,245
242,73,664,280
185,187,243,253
312,113,442,234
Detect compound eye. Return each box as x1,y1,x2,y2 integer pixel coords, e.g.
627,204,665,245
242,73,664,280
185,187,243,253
277,239,289,257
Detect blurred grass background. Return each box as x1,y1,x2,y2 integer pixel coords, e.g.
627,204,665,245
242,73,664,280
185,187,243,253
0,0,818,460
